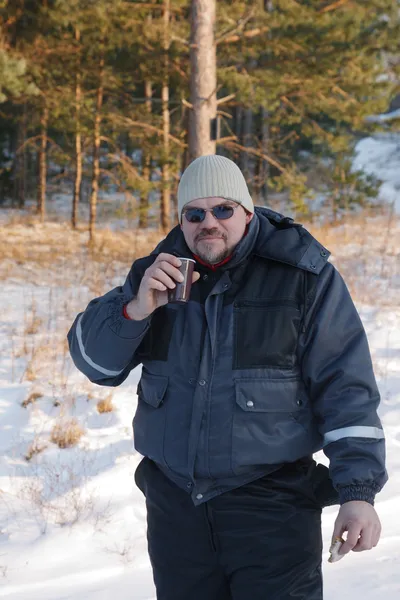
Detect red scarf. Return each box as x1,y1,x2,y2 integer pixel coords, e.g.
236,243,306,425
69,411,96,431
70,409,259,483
193,253,233,271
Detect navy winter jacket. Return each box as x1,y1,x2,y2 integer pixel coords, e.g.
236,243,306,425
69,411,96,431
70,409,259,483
68,207,387,505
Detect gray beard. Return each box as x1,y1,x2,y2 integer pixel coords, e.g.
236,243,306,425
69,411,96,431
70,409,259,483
194,241,230,264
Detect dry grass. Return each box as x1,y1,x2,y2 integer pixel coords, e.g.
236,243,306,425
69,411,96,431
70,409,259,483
14,452,113,531
50,418,85,449
23,361,37,382
24,317,43,335
13,339,29,359
304,209,400,305
21,391,44,408
25,438,48,461
97,394,115,413
0,215,163,284
1,207,397,307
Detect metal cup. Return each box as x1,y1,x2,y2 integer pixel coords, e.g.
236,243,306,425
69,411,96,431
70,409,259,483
168,258,196,303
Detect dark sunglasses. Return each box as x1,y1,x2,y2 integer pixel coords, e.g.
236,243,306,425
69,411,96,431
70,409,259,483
183,204,239,223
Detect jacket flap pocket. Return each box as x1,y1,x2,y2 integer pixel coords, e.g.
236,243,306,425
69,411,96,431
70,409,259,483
235,377,302,413
138,372,168,408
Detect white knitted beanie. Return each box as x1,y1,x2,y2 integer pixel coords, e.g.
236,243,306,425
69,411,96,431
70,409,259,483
177,155,254,221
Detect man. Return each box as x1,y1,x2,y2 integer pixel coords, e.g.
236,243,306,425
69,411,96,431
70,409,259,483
68,155,387,600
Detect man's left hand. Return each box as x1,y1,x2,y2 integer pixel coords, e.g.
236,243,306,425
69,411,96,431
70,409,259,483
332,501,381,556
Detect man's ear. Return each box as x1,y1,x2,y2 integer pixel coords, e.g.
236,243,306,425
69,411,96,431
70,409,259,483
246,211,254,224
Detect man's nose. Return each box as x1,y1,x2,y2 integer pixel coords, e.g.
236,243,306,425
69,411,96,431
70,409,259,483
201,210,218,226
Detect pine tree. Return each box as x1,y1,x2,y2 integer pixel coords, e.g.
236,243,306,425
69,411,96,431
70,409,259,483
2,0,398,223
216,0,399,213
0,1,39,206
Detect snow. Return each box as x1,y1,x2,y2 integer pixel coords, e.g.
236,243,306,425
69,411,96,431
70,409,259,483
354,134,400,214
1,131,400,597
1,216,399,599
365,109,400,123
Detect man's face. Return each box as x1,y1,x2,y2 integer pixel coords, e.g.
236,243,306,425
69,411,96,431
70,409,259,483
181,197,253,264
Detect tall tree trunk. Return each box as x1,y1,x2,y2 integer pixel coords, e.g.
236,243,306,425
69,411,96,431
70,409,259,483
139,10,154,229
37,101,48,221
161,0,171,232
11,126,18,207
19,103,27,206
139,78,152,229
254,0,274,204
39,0,49,220
241,107,254,194
89,48,105,244
189,0,217,160
72,27,82,230
180,100,190,173
258,0,273,204
235,104,243,163
241,56,258,195
256,106,269,204
12,106,26,207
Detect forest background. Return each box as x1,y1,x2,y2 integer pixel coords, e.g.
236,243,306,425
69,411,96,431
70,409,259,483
1,0,400,241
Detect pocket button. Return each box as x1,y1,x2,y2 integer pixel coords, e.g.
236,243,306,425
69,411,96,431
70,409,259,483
246,400,254,408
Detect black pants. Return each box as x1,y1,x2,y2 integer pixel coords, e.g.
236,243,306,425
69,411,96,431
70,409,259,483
135,458,326,600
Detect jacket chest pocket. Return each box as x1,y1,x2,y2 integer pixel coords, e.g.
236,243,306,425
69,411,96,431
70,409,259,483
232,377,311,470
233,300,301,369
133,371,169,462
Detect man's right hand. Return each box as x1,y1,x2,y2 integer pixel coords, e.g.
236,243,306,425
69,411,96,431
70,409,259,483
125,253,200,320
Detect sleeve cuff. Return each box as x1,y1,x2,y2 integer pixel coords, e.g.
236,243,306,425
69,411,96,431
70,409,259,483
123,304,133,320
338,484,379,506
105,303,151,340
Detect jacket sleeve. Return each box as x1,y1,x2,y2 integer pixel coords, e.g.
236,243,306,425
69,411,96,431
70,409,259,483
298,262,388,505
67,257,154,386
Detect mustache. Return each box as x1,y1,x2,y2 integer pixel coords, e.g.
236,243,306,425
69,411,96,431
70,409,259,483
195,228,227,242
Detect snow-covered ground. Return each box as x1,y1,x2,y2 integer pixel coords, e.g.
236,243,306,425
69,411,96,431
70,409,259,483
354,133,400,214
0,212,399,600
1,133,400,598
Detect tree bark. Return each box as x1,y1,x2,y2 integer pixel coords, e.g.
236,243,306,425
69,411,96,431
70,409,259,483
259,105,269,204
89,48,105,244
139,77,152,229
12,105,27,207
38,0,49,220
180,98,191,173
240,54,258,195
160,0,171,232
72,27,82,230
257,0,273,204
234,104,243,163
241,107,254,194
189,0,217,160
19,103,27,206
37,101,48,221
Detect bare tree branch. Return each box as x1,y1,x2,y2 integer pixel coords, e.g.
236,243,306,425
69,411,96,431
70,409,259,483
319,0,350,14
218,26,270,45
223,140,286,173
16,135,71,162
215,8,256,45
117,116,187,148
217,93,236,105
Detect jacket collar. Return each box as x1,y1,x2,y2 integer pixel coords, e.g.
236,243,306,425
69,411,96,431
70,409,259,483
253,207,330,274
